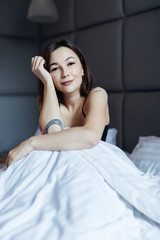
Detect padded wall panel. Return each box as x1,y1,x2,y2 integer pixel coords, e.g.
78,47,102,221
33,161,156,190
0,39,39,94
124,9,160,90
123,92,160,152
0,96,39,152
41,0,74,39
75,21,123,91
75,0,124,29
124,0,160,16
41,33,75,54
0,0,39,38
108,93,124,148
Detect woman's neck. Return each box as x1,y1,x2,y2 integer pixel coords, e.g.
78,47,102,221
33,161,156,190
62,92,85,112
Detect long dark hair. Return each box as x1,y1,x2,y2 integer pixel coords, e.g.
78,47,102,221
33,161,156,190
37,39,93,108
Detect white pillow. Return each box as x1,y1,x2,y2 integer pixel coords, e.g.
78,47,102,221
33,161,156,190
106,128,118,145
130,136,160,175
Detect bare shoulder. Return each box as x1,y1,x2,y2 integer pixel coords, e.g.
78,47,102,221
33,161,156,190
88,87,108,101
83,87,110,126
84,87,108,113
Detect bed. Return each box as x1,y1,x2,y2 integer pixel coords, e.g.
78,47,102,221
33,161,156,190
1,128,160,175
0,0,160,239
0,127,160,240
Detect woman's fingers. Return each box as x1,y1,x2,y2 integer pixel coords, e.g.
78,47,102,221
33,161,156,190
31,56,52,84
5,150,14,167
31,56,45,72
5,140,33,168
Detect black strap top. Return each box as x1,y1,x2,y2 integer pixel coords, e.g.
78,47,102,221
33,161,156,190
82,99,108,141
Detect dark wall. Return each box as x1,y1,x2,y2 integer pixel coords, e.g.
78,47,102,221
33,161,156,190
40,0,160,152
0,0,40,152
0,0,160,153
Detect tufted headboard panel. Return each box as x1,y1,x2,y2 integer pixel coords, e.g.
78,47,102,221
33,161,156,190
41,0,160,152
0,0,160,155
0,0,39,153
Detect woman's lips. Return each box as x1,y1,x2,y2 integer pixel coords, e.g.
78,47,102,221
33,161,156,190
61,80,73,86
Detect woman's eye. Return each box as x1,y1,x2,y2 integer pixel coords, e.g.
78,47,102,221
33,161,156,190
68,62,75,66
51,67,59,72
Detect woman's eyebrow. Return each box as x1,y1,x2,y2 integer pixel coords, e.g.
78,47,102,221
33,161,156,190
65,56,75,61
49,56,75,68
49,62,58,68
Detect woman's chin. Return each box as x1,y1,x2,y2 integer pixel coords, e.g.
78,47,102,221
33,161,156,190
59,85,81,95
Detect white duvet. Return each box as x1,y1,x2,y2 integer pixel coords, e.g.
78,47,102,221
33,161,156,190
0,141,160,240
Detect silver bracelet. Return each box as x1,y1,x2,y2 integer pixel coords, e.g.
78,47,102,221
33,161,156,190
46,119,63,133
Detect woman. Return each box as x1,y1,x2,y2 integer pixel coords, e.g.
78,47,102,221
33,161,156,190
6,39,109,166
0,40,160,240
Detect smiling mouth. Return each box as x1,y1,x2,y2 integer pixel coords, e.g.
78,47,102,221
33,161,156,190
61,80,73,86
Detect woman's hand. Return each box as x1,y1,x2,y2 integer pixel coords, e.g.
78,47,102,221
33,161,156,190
31,56,53,85
6,138,33,168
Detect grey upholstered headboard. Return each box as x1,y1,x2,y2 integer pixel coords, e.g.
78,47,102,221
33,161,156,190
0,0,160,157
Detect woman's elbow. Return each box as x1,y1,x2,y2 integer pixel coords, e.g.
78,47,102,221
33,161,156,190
39,122,62,134
47,125,62,134
88,131,100,147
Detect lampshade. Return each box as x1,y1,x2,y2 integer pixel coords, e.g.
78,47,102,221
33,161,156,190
27,0,58,23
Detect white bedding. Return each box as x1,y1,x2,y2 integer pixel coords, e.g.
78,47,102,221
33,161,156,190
130,136,160,175
0,141,160,240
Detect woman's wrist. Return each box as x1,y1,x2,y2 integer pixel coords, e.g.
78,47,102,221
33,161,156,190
43,77,53,87
29,136,37,151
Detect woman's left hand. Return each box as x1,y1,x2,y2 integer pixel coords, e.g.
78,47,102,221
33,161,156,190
6,138,33,167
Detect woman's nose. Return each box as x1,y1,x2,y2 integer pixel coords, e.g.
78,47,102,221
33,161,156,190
61,68,69,78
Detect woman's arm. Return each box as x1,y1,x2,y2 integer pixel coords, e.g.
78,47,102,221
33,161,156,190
31,56,63,134
32,87,109,150
6,87,109,166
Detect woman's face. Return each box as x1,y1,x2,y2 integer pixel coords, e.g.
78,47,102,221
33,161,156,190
49,47,84,95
